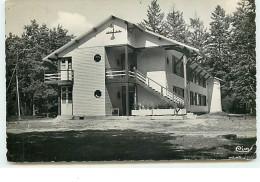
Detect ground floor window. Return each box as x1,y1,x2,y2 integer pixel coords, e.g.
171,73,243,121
61,86,72,103
202,95,207,106
192,92,207,106
173,86,184,98
190,91,194,105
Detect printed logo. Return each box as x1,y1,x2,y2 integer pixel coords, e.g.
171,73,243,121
235,146,250,153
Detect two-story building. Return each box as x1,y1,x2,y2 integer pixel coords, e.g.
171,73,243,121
43,15,222,118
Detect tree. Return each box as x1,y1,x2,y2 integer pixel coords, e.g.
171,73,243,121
202,5,233,102
6,20,74,117
5,33,22,116
141,0,165,35
230,0,256,113
165,7,189,43
188,16,209,50
205,5,232,78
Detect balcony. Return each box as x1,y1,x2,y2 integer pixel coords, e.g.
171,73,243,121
44,70,74,85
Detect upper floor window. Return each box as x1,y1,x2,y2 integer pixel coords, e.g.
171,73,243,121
60,57,72,70
68,59,72,70
172,55,184,78
201,77,206,88
94,54,101,62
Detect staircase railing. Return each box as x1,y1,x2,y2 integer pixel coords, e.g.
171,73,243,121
134,69,184,104
105,68,184,104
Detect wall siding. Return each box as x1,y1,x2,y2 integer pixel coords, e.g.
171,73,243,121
207,78,222,113
66,46,106,116
105,86,113,116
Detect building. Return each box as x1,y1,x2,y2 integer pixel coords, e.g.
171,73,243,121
43,15,222,117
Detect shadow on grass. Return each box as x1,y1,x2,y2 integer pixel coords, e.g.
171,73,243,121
6,130,256,162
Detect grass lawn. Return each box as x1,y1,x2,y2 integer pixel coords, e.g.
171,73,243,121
6,114,256,162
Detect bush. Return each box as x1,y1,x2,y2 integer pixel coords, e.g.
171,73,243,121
222,95,253,114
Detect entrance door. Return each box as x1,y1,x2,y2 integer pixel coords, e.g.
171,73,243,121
61,86,73,115
122,85,135,116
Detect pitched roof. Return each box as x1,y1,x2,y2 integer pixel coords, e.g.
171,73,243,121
42,15,213,79
42,15,199,61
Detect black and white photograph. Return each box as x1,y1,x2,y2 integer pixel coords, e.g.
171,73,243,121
5,0,256,162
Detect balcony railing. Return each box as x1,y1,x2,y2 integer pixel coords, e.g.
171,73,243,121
44,70,74,85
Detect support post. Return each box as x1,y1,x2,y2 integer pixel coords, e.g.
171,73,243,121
183,54,189,114
16,52,21,120
133,67,138,110
58,87,61,116
125,46,129,116
57,55,61,116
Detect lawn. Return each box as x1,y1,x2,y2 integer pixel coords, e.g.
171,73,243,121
6,114,257,162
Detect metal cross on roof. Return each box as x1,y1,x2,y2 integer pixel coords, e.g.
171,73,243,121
106,23,122,40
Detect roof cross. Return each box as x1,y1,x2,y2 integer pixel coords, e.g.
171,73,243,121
106,23,122,40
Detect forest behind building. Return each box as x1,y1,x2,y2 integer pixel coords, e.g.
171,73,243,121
5,0,256,117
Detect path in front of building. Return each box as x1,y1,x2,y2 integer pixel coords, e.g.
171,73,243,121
6,115,256,162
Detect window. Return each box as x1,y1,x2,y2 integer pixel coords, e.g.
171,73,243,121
172,55,183,77
202,77,206,88
94,90,102,98
68,87,72,103
199,94,202,106
61,86,72,104
61,59,66,70
68,59,72,70
94,54,101,62
198,74,201,86
190,91,194,105
195,73,200,84
194,93,197,105
60,57,72,70
202,95,207,106
173,86,184,98
172,56,176,74
188,67,193,82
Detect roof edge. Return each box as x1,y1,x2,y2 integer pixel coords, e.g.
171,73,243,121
43,15,200,61
43,15,114,61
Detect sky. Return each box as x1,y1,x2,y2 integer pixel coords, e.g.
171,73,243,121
5,0,240,36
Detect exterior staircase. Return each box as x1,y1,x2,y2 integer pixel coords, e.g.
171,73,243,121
106,68,185,105
130,69,185,105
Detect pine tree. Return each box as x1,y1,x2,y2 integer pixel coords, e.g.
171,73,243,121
165,7,188,43
141,0,165,35
201,5,235,113
188,16,209,50
230,0,256,112
204,5,232,80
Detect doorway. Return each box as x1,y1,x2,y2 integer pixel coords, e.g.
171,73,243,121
121,52,137,71
122,84,135,116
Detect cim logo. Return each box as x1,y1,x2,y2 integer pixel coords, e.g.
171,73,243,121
235,146,250,153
